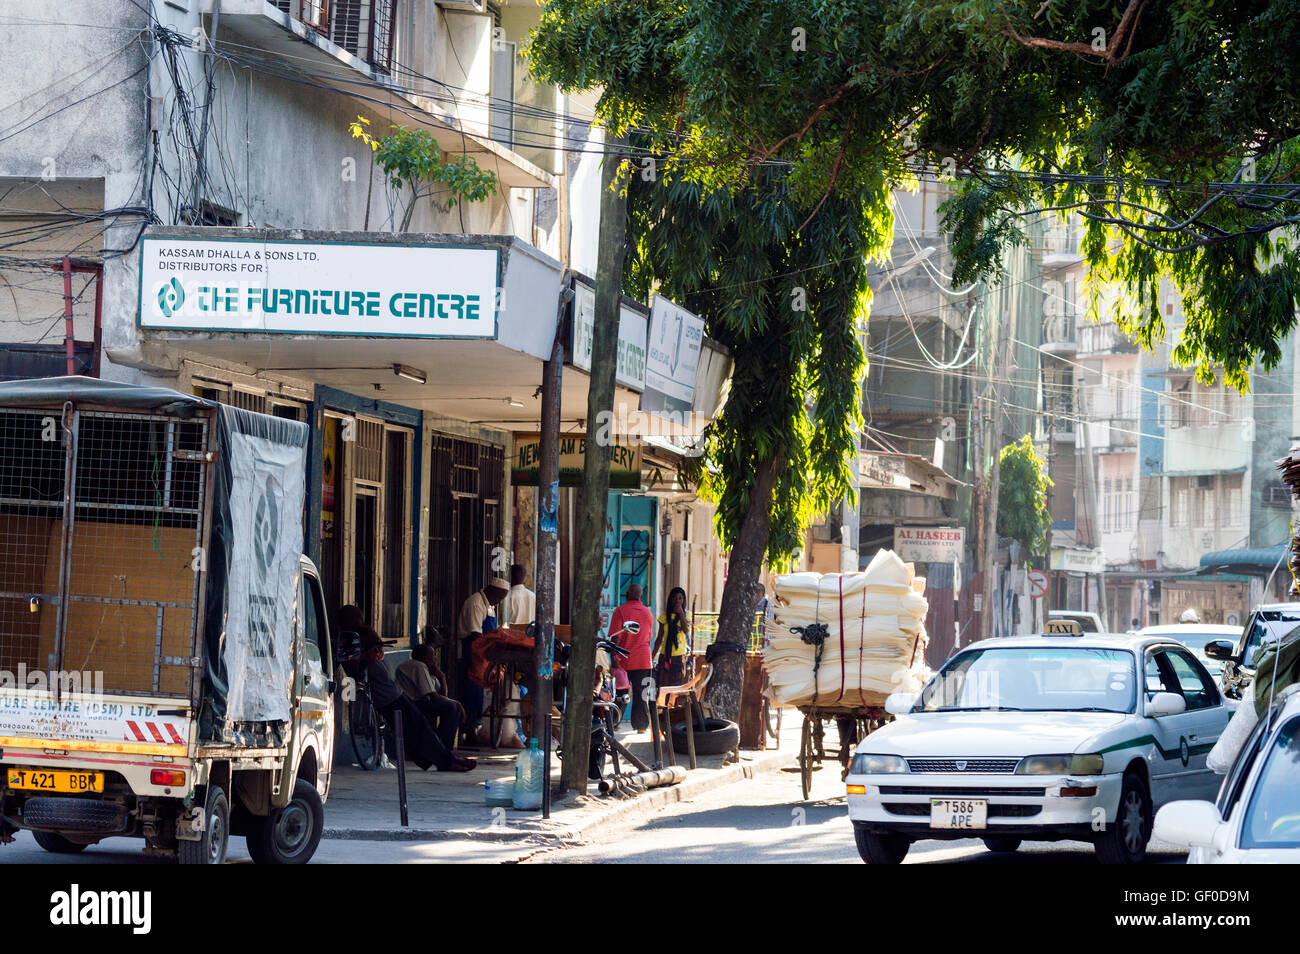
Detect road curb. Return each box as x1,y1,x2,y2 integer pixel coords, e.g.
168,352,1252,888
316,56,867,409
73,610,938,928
322,746,795,844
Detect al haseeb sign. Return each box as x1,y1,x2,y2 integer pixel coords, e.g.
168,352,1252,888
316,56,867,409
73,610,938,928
138,236,498,338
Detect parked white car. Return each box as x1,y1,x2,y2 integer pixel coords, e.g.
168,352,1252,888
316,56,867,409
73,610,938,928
1154,689,1300,862
1138,623,1242,680
845,633,1231,864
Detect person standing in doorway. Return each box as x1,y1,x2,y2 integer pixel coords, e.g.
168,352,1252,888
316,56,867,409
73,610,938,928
456,577,510,743
653,586,691,687
609,583,655,731
505,563,536,627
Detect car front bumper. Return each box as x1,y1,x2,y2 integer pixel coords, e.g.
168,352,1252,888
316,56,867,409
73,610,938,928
846,771,1124,841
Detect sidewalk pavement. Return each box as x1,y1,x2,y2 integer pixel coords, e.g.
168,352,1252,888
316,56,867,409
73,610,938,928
322,714,805,846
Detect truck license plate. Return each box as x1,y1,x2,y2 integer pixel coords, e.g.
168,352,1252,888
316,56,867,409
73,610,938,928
930,798,987,829
7,769,103,794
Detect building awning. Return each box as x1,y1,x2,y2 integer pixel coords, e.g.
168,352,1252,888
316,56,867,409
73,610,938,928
1160,467,1248,478
1199,545,1288,575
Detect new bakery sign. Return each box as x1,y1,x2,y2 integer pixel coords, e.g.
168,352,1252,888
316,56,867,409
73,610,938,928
893,527,965,564
138,236,498,338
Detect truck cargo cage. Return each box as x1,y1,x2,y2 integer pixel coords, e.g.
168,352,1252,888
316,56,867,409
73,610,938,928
0,404,212,700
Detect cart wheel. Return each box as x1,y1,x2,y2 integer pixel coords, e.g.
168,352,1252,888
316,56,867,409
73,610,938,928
813,717,827,761
799,717,814,800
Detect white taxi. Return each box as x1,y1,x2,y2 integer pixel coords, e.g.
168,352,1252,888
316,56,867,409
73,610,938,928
845,633,1231,864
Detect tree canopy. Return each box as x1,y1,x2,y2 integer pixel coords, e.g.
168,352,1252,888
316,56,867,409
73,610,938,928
531,0,1300,389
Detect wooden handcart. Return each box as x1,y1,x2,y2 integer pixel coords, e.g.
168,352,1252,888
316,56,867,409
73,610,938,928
795,704,888,800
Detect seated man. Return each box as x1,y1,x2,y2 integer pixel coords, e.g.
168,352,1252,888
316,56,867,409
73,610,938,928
396,643,465,755
358,629,475,773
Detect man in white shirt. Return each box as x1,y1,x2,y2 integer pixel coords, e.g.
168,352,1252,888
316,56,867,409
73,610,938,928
506,563,536,627
455,577,509,740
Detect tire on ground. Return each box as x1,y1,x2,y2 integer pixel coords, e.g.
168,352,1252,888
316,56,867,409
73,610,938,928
32,830,89,853
670,717,740,756
1094,770,1151,865
246,778,325,865
982,836,1022,853
177,785,230,865
853,823,910,864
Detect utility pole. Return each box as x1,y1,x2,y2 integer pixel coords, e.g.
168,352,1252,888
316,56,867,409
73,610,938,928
1078,380,1108,625
981,310,1013,640
560,133,628,793
534,286,567,817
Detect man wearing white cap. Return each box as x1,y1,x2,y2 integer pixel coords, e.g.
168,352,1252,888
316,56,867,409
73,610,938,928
456,577,510,741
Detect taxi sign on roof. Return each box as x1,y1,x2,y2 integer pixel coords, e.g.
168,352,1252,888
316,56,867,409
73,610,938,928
1044,618,1084,635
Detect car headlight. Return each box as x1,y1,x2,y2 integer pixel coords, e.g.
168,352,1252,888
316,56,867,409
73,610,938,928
1015,753,1105,776
849,753,909,775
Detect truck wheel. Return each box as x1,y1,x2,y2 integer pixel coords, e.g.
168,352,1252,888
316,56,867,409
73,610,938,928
853,823,910,864
178,786,229,865
1094,772,1151,865
982,836,1022,853
246,779,324,865
32,831,87,854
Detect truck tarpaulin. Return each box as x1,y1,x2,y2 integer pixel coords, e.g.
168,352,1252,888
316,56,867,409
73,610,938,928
203,405,307,735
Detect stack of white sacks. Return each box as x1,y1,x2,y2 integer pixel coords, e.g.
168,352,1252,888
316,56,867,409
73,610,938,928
763,549,931,707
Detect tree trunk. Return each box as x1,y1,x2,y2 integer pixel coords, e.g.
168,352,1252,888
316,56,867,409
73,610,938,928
707,457,780,724
560,137,628,792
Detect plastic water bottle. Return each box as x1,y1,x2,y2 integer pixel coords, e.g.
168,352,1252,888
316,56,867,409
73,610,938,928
512,737,544,810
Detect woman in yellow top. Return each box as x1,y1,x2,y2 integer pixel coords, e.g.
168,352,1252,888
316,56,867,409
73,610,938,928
654,586,691,687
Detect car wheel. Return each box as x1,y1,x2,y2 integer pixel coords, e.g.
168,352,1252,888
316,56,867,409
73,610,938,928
982,836,1021,853
32,830,88,854
177,785,229,865
246,779,324,865
853,823,910,864
1094,772,1151,864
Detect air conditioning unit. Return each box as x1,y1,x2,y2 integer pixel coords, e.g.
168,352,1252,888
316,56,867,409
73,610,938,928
1195,475,1213,489
436,0,488,11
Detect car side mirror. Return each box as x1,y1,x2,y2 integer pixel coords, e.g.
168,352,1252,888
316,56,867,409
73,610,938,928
1204,639,1235,661
1153,800,1222,849
1147,691,1187,717
884,692,915,716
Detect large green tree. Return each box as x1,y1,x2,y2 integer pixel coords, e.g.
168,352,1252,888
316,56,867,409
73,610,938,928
529,0,1300,716
532,0,1300,388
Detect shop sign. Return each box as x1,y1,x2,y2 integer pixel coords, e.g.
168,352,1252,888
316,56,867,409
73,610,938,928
640,296,704,415
1050,547,1105,574
893,526,965,564
139,236,498,337
512,432,642,489
570,280,647,391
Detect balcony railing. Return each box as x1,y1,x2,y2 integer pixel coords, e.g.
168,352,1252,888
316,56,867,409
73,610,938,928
273,0,397,74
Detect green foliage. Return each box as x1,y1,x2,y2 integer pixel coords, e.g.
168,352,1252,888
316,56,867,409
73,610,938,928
530,1,1300,388
349,117,497,230
996,435,1053,556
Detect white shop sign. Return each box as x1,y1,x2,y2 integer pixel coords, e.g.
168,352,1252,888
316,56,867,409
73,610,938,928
139,237,498,338
570,280,647,391
641,295,704,414
1050,547,1105,574
893,526,965,564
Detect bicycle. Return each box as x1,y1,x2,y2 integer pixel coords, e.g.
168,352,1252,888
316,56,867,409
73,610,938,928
335,629,387,771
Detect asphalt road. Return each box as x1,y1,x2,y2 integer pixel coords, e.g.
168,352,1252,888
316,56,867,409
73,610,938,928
529,762,1189,865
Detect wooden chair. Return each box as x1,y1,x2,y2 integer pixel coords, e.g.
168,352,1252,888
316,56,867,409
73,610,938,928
655,662,712,770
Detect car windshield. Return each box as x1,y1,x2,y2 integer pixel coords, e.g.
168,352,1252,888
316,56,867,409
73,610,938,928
1162,631,1234,669
918,647,1137,713
1244,616,1300,667
1241,716,1300,850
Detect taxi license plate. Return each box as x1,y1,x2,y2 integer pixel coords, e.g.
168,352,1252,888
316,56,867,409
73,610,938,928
930,798,987,829
7,769,103,794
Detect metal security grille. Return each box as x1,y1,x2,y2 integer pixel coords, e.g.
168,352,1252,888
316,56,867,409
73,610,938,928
0,407,210,699
354,418,383,483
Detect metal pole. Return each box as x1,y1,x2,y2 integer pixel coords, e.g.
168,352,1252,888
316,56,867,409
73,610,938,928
535,278,567,818
393,708,409,827
62,257,75,376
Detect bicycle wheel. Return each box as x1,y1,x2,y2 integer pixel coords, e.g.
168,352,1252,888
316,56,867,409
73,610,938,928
764,699,782,744
799,716,814,800
349,694,384,770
